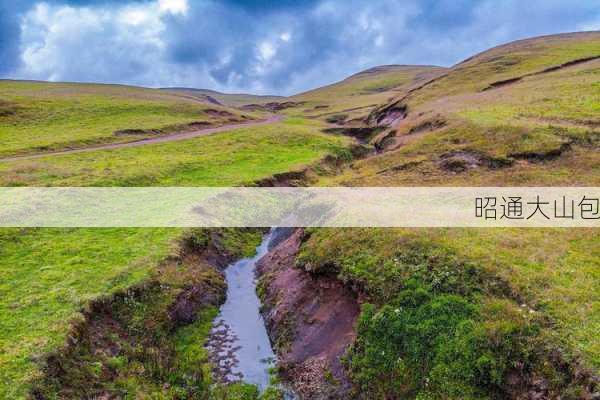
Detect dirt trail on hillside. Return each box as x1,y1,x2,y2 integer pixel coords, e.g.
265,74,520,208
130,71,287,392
0,114,283,162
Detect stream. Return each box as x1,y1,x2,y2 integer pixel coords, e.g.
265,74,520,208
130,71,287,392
206,229,282,392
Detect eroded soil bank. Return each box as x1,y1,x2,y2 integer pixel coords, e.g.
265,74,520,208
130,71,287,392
256,229,360,399
29,229,264,399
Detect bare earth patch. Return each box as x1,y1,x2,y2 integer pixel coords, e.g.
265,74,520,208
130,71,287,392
257,230,360,399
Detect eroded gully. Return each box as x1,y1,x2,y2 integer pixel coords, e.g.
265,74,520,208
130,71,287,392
205,229,293,394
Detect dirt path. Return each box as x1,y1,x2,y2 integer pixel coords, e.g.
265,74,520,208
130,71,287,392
0,114,283,162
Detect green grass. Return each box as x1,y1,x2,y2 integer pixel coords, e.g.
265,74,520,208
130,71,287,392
457,60,600,128
300,33,600,392
298,227,599,398
0,81,258,157
0,119,350,186
323,34,600,187
1,31,599,399
0,118,349,397
433,228,600,372
310,37,600,381
0,228,269,399
409,32,600,105
0,228,179,398
288,65,446,121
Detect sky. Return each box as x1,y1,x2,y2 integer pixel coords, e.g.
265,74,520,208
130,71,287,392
0,0,598,95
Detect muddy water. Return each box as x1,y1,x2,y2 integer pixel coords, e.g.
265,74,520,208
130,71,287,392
206,230,278,391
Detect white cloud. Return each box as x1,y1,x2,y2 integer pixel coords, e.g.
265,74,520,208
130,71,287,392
120,7,155,26
578,18,600,31
258,42,276,62
18,2,168,85
159,0,188,16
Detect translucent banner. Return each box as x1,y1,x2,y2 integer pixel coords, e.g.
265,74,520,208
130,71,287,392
0,187,599,227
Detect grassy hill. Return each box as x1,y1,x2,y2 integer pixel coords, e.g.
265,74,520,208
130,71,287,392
163,65,448,126
0,82,350,397
0,80,262,158
0,118,348,187
0,31,599,399
324,31,600,186
288,64,447,122
160,87,286,108
293,31,600,398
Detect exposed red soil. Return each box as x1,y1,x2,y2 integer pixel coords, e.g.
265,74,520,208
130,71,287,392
379,107,407,126
0,115,283,162
482,76,524,90
438,150,513,172
256,230,360,399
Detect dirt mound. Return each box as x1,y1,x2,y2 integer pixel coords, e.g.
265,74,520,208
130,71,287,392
204,108,235,117
187,120,214,128
0,100,20,117
113,128,161,136
113,121,215,137
509,142,572,163
439,150,513,173
322,127,383,143
365,102,408,127
257,230,360,399
325,114,349,125
373,130,397,151
375,105,407,127
255,170,309,187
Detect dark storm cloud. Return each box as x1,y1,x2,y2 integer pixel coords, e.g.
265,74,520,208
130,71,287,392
1,0,598,94
164,1,328,90
162,0,600,93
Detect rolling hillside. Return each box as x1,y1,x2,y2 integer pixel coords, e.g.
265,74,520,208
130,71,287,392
160,87,286,108
275,31,600,399
317,31,600,186
0,80,263,158
0,31,598,400
289,64,447,122
0,82,350,397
